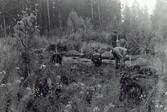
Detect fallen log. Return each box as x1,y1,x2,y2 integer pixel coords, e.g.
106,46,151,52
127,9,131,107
33,48,134,62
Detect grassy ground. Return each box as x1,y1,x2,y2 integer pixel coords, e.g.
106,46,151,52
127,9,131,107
39,56,156,112
54,58,123,112
0,37,160,112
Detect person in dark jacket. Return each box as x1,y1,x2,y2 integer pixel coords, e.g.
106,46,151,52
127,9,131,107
91,49,102,67
51,52,63,65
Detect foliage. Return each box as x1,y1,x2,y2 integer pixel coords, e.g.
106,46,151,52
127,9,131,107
1,0,167,112
0,0,121,36
120,1,154,55
56,39,82,52
67,10,85,33
81,42,111,55
151,0,167,38
14,8,39,80
0,38,19,83
14,9,39,43
66,10,93,38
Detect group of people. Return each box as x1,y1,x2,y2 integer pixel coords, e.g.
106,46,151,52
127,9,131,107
47,31,128,69
92,31,128,69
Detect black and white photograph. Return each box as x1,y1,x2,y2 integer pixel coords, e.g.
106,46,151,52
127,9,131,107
0,0,166,112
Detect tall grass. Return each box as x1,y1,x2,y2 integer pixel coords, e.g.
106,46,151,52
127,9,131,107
0,32,162,112
0,38,20,83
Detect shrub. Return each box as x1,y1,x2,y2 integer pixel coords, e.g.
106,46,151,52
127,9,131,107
81,42,111,55
81,31,111,43
14,9,39,80
56,39,82,52
31,36,49,49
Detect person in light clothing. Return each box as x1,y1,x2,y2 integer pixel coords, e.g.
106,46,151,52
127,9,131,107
110,47,127,69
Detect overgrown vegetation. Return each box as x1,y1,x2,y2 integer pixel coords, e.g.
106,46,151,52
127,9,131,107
0,0,167,112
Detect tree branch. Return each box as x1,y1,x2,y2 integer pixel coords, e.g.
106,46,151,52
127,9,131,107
19,38,27,49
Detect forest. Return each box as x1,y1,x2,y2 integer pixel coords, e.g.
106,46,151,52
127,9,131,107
0,0,167,112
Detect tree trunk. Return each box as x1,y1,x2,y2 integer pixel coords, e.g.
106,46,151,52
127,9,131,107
47,0,51,35
58,9,62,30
91,0,94,20
97,0,101,27
3,14,6,37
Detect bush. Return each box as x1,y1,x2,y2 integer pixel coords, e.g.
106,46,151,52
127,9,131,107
126,32,155,55
31,36,49,49
56,39,82,52
81,31,111,44
81,42,111,55
66,32,82,41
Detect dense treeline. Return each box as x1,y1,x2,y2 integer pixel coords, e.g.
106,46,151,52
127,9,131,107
0,0,121,35
0,0,167,54
0,0,166,36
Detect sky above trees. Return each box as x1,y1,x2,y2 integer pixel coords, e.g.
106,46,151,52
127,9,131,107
121,0,156,14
